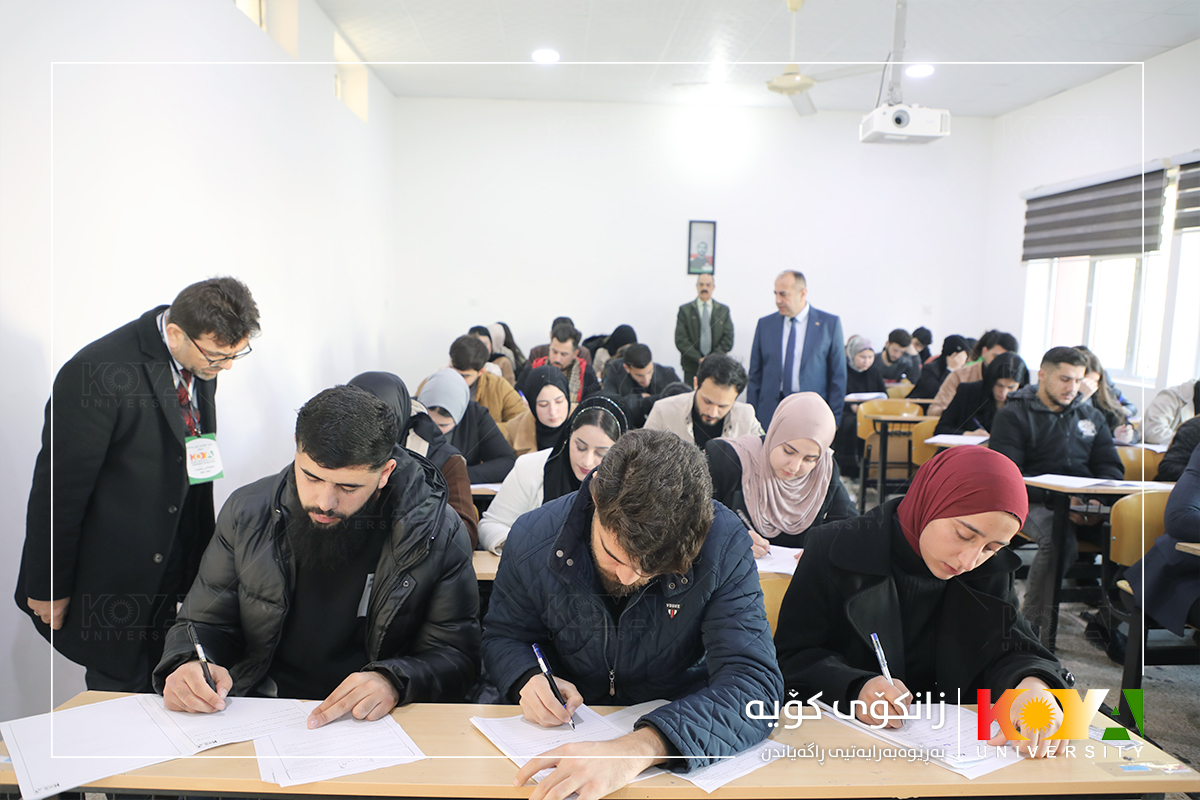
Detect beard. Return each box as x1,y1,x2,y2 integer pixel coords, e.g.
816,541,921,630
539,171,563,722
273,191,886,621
286,490,383,571
589,539,651,597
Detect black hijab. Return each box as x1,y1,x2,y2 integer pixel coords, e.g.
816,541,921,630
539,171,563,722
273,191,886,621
542,395,628,503
605,325,638,354
349,371,456,469
978,352,1029,431
521,365,572,451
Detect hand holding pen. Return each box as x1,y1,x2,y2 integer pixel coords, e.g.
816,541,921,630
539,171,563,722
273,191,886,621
163,623,232,714
857,632,911,729
520,644,582,729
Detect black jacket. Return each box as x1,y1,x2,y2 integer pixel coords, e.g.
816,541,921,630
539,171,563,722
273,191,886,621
152,448,480,703
1155,417,1200,482
988,385,1123,503
934,380,992,435
602,358,682,428
18,306,217,679
450,400,516,484
909,357,949,400
845,362,886,399
775,499,1072,707
704,438,856,548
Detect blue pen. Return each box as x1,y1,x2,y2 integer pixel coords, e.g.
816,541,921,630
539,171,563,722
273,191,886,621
532,644,575,730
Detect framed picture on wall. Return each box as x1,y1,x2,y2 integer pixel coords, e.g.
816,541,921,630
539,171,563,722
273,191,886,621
687,220,715,274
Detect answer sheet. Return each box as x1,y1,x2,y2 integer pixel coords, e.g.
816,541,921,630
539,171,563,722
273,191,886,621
756,545,804,576
924,434,989,446
137,694,308,750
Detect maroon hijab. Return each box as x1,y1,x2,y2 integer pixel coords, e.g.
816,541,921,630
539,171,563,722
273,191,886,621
897,446,1029,555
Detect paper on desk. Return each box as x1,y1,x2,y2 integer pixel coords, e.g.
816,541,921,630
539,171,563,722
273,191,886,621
845,392,888,402
924,434,989,446
679,740,783,793
137,694,308,751
1118,442,1168,453
0,695,194,800
471,483,505,492
253,701,425,787
1027,474,1174,491
756,545,804,576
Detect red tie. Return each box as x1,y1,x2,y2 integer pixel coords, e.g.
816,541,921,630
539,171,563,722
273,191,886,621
177,370,199,437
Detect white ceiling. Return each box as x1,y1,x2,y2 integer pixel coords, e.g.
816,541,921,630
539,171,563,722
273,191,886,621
312,0,1200,117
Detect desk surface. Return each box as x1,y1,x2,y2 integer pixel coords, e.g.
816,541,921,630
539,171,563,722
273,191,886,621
3,692,1196,798
1177,541,1200,557
1024,478,1175,496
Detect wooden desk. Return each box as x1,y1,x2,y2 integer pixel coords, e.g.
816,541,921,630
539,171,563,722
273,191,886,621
3,692,1196,798
473,550,501,580
1177,541,1200,557
862,413,931,507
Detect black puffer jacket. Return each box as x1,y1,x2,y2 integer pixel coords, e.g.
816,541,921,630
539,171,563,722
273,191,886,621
152,446,480,703
1155,416,1200,482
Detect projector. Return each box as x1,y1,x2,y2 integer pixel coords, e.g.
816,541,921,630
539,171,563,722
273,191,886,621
860,103,951,144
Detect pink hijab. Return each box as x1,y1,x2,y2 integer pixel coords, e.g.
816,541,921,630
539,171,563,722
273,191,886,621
726,392,837,537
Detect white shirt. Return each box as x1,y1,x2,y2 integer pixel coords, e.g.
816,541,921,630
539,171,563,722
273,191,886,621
157,311,199,428
779,302,810,394
478,448,551,554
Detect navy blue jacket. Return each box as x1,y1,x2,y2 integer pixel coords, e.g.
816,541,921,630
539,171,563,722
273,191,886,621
747,306,846,428
481,477,783,771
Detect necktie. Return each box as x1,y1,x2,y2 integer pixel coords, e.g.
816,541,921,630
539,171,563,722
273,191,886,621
781,317,796,396
699,302,712,356
177,369,200,437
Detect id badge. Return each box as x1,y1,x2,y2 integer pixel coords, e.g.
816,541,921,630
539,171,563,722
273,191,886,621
185,434,225,484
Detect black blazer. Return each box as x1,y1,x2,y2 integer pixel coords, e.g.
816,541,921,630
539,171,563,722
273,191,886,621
704,438,857,548
775,499,1072,707
17,306,218,678
450,400,516,484
675,299,734,378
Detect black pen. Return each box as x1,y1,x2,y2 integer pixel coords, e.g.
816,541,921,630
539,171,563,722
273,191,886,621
187,622,217,693
532,643,575,730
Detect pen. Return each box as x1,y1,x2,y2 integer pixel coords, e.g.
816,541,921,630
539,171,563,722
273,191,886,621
531,643,575,730
187,621,217,694
870,632,904,726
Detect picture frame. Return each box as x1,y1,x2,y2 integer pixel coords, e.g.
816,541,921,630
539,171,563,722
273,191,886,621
687,220,715,274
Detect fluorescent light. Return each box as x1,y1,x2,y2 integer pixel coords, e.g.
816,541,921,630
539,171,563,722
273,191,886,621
905,64,934,78
531,49,560,64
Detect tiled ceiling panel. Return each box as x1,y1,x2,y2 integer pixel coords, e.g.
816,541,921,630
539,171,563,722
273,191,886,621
313,0,1200,117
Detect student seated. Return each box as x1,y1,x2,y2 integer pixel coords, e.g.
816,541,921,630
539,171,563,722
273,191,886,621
1155,417,1200,482
602,343,681,427
519,322,599,405
876,329,922,383
833,335,885,479
469,325,516,386
774,447,1073,758
933,353,1029,436
908,335,969,400
505,365,571,457
433,335,525,437
349,371,478,548
528,316,592,369
586,323,637,380
1076,347,1136,443
153,386,480,719
482,430,782,798
928,330,1019,416
705,392,855,554
911,326,933,364
644,354,763,448
478,396,627,555
418,369,516,484
493,321,528,375
1143,378,1198,445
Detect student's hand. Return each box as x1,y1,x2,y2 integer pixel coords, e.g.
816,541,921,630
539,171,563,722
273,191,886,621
1068,496,1104,527
519,673,584,728
163,661,232,713
308,671,399,728
514,727,668,800
848,403,859,413
1079,375,1099,400
986,676,1061,759
1113,424,1135,444
856,676,911,729
965,429,990,437
747,528,771,558
27,597,69,630
794,548,805,561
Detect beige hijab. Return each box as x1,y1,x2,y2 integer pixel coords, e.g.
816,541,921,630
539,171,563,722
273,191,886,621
726,392,837,537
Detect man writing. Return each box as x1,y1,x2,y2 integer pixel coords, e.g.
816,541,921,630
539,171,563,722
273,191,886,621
644,354,762,448
876,329,922,383
154,385,479,722
482,429,782,800
17,277,260,691
674,274,733,385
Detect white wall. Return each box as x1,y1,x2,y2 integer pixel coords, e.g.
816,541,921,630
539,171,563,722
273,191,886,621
0,0,398,722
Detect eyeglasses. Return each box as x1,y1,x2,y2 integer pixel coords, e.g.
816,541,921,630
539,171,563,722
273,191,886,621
188,334,253,366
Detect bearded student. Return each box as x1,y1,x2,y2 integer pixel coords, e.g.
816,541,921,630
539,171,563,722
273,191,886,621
153,385,480,723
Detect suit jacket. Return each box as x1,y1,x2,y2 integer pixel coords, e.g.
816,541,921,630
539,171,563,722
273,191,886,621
746,306,846,428
17,306,218,678
674,299,733,380
644,391,763,445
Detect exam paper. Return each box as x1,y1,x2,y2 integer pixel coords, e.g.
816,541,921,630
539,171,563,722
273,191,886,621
138,694,309,751
845,392,888,402
679,740,782,793
924,434,989,447
253,701,425,787
756,545,804,575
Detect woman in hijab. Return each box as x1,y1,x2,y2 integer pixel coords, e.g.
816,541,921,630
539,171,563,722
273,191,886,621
479,396,628,554
774,447,1072,757
589,324,638,380
934,352,1029,436
348,371,479,548
834,336,885,479
705,392,856,556
418,368,516,484
495,321,527,373
908,335,970,400
505,365,572,457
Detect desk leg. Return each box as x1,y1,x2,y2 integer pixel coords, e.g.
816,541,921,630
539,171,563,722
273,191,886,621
1041,492,1071,652
877,421,890,506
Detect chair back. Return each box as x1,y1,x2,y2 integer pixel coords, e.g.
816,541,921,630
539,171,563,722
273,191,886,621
857,399,919,441
1117,447,1148,481
1109,491,1172,567
759,573,791,636
911,419,940,466
1145,449,1165,479
887,381,914,399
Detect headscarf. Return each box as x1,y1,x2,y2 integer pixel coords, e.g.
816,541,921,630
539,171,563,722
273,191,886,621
940,335,969,359
416,369,470,424
521,365,572,451
845,335,874,371
976,352,1030,431
896,446,1028,556
348,371,411,435
604,324,638,355
487,323,512,359
542,395,628,502
726,392,837,537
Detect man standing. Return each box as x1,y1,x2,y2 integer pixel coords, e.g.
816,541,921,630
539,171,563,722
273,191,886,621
520,322,599,405
928,330,1018,416
482,429,781,799
154,385,479,717
989,346,1124,634
17,277,260,691
644,354,762,448
674,274,733,385
876,329,923,383
747,270,845,428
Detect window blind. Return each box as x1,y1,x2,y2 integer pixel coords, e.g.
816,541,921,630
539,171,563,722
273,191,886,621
1021,170,1166,260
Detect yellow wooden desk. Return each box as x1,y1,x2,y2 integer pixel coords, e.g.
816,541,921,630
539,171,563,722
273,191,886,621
2,692,1196,798
861,412,932,506
1177,541,1200,557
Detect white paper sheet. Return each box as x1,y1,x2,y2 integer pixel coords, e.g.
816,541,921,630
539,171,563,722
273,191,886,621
1026,474,1174,491
1118,442,1168,453
471,483,505,492
845,392,888,402
679,740,782,793
924,434,989,446
756,545,804,575
137,694,308,751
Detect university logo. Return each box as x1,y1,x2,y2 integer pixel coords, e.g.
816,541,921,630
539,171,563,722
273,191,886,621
977,688,1144,741
665,602,681,619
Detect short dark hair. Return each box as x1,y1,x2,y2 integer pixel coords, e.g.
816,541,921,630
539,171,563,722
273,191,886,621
994,332,1019,353
590,429,713,576
887,329,912,348
551,316,574,331
623,343,653,369
296,385,397,471
450,335,489,371
468,325,492,347
1041,346,1088,371
551,322,581,349
696,353,747,394
912,326,932,347
168,277,260,347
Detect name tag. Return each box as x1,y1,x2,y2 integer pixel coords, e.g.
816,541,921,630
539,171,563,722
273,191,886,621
185,434,225,484
357,574,375,617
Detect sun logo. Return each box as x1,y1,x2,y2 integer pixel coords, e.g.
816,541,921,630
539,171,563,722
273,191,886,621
1017,696,1059,735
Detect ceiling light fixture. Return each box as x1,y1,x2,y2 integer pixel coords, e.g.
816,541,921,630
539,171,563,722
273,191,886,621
531,49,560,64
904,64,934,78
